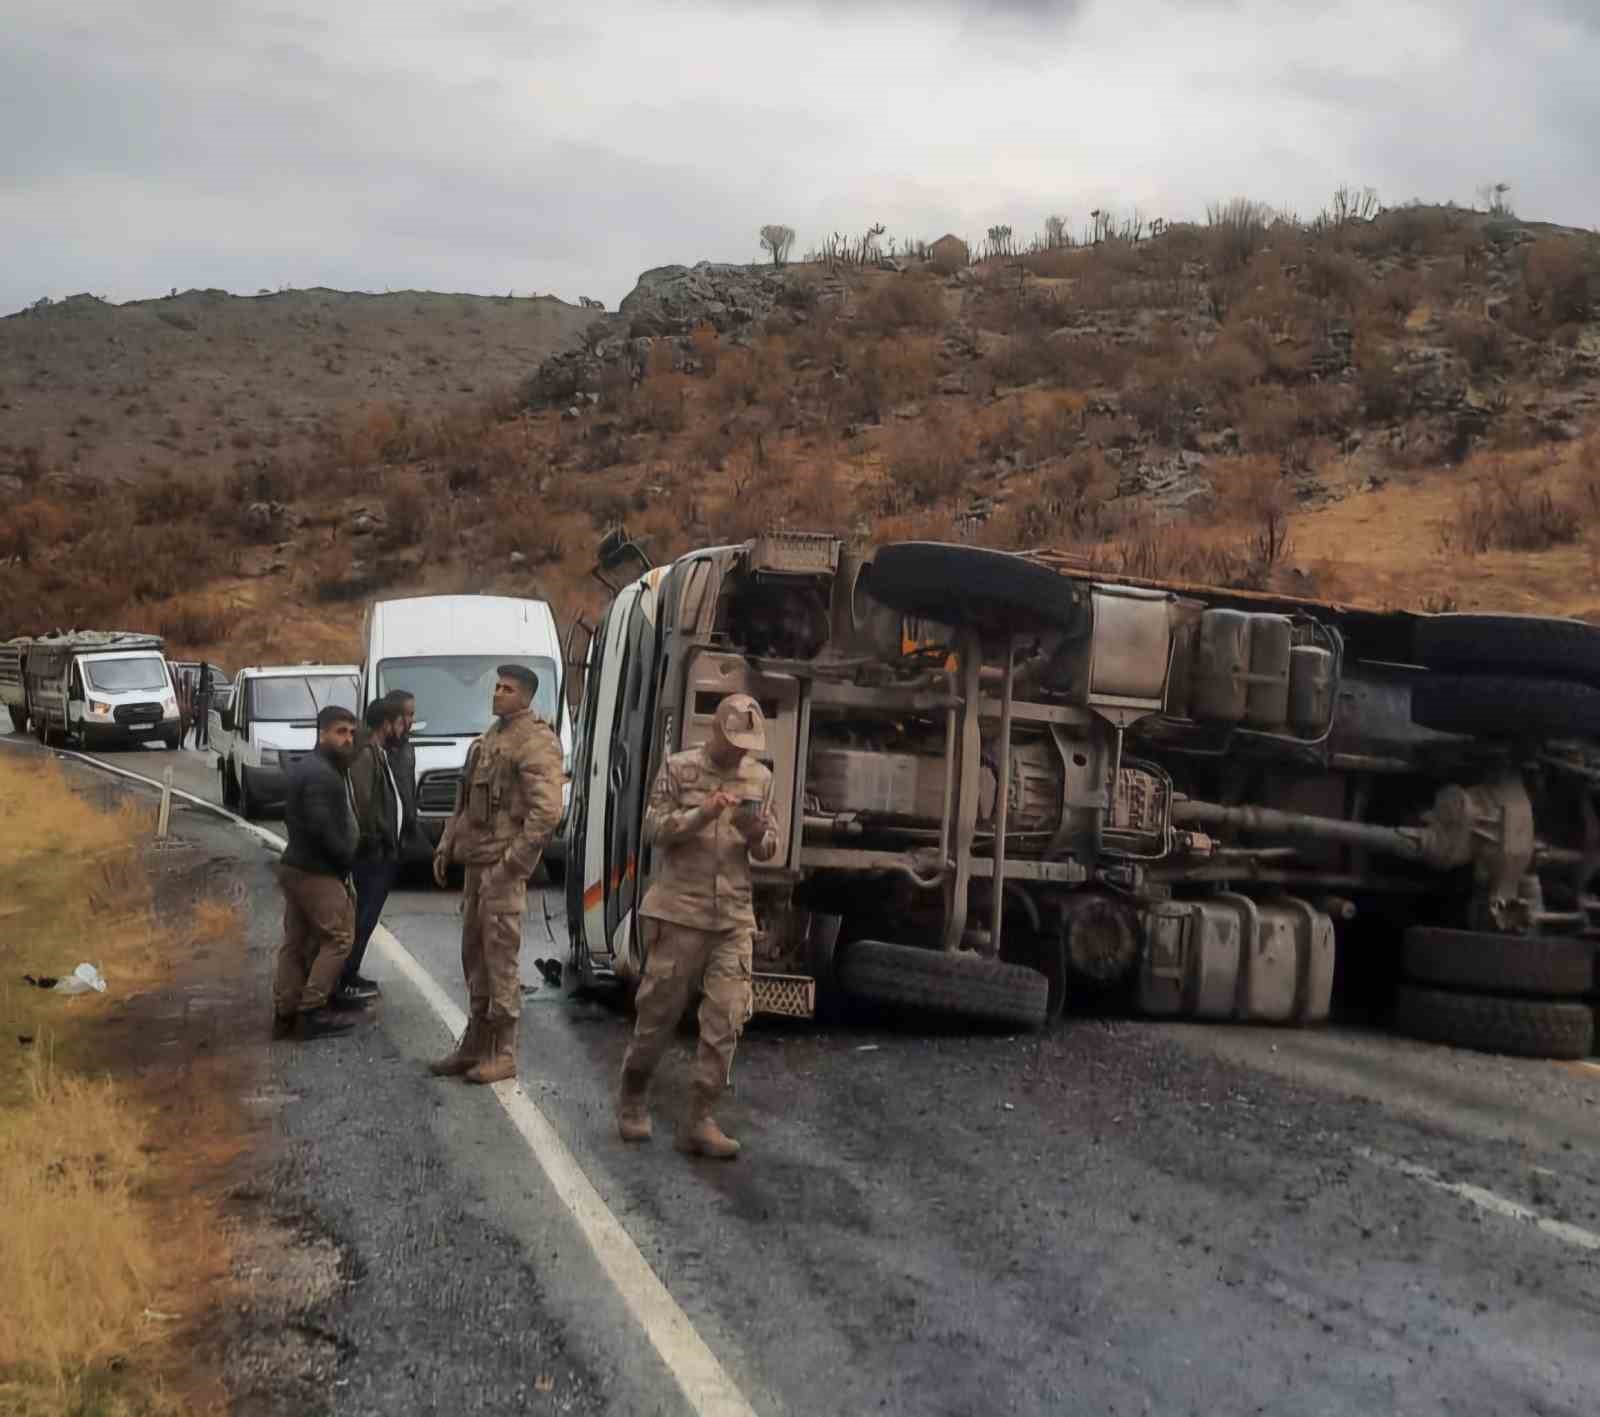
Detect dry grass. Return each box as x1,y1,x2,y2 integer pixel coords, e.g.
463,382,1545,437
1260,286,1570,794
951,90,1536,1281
1440,460,1582,554
0,757,235,1414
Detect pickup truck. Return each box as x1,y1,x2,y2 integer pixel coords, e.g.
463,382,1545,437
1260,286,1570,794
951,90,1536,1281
210,664,360,818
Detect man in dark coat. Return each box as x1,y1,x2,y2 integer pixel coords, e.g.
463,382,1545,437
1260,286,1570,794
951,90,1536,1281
272,705,361,1040
339,697,404,1006
383,688,428,867
194,660,213,750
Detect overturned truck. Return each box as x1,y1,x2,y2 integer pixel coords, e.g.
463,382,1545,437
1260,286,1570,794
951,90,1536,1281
563,534,1599,1058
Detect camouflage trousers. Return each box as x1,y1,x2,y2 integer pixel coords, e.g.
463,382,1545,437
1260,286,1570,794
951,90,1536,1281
622,919,754,1097
460,863,527,1022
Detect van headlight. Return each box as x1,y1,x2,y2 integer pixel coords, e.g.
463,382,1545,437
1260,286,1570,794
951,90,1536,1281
160,693,178,719
258,749,281,767
85,699,114,720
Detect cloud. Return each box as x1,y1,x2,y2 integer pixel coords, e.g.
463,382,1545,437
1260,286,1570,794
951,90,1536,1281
3,0,1597,316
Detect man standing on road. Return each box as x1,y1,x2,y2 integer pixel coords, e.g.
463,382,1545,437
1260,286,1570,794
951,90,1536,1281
193,660,212,750
338,697,404,1008
273,705,361,1041
383,688,427,867
616,693,778,1160
429,665,562,1085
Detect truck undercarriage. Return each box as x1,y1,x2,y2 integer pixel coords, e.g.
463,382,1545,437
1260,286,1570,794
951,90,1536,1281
566,534,1600,1059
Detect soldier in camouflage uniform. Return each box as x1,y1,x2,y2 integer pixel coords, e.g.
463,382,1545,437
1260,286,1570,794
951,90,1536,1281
430,664,563,1085
616,693,779,1159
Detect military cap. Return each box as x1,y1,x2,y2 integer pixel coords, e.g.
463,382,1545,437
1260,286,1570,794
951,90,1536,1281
714,693,766,751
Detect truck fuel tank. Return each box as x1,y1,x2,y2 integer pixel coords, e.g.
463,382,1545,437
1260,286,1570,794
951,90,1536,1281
1136,893,1334,1024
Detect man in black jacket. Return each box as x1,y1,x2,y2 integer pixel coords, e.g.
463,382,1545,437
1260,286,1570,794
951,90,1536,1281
272,705,361,1040
338,697,404,1006
383,688,427,867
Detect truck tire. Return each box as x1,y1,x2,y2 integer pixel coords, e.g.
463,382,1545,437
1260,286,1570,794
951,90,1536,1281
1402,927,1594,999
1394,985,1594,1060
1411,674,1600,740
221,761,240,811
866,543,1090,635
238,767,259,820
1413,613,1600,686
836,939,1050,1031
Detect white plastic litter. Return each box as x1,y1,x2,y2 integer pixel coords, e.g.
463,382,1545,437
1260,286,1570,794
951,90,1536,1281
53,963,108,995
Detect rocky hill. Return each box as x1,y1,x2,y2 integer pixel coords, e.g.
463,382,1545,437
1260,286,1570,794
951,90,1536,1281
0,287,600,494
3,202,1599,669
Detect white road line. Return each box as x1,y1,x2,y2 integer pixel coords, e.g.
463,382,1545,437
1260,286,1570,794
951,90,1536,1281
1581,1062,1600,1074
1356,1147,1600,1254
373,926,758,1417
7,739,760,1417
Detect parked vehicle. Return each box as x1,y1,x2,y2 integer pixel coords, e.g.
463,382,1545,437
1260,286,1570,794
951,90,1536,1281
359,595,573,876
211,665,360,818
564,532,1600,1059
13,631,180,750
169,661,235,713
0,637,30,733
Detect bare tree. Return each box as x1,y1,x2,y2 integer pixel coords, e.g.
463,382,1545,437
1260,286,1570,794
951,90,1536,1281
1475,182,1514,217
759,224,796,268
1044,213,1068,249
986,224,1014,257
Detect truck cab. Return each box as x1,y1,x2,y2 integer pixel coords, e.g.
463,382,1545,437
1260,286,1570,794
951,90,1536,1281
212,664,360,818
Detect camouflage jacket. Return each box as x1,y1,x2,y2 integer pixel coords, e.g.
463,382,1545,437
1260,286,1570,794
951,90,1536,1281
639,745,778,931
437,709,563,875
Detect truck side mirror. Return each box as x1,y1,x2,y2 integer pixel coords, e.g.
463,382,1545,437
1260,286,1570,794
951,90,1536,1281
219,707,234,733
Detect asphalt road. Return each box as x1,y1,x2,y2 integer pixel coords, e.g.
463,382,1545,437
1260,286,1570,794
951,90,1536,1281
15,730,1600,1416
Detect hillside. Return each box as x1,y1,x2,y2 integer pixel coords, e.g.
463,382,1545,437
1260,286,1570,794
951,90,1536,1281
0,286,599,490
2,201,1599,669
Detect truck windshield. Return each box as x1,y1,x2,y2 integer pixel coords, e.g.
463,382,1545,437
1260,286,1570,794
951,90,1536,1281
249,675,359,722
376,656,558,737
83,657,168,693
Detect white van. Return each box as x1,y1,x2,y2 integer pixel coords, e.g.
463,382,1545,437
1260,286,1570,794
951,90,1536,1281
211,664,361,818
21,632,181,750
360,596,572,872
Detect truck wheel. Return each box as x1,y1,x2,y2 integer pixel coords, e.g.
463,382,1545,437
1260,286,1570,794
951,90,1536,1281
1411,674,1600,740
836,939,1050,1031
865,543,1091,636
1413,613,1600,687
1402,927,1594,999
1001,929,1069,1024
238,768,258,820
1394,985,1594,1060
221,762,240,811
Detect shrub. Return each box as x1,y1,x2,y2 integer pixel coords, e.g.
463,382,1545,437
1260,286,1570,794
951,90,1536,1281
860,276,947,334
384,472,428,547
1441,464,1581,553
1205,198,1273,273
1443,315,1516,376
883,415,968,509
1521,237,1598,330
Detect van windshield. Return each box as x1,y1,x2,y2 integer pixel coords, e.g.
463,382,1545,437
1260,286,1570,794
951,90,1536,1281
249,675,359,722
377,656,557,737
83,657,168,693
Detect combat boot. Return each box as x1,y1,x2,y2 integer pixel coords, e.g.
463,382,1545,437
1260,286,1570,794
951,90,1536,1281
429,1016,489,1077
465,1018,518,1085
616,1069,654,1143
676,1088,740,1160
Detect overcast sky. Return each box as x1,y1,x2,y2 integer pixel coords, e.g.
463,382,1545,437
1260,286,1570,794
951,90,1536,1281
4,0,1596,315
